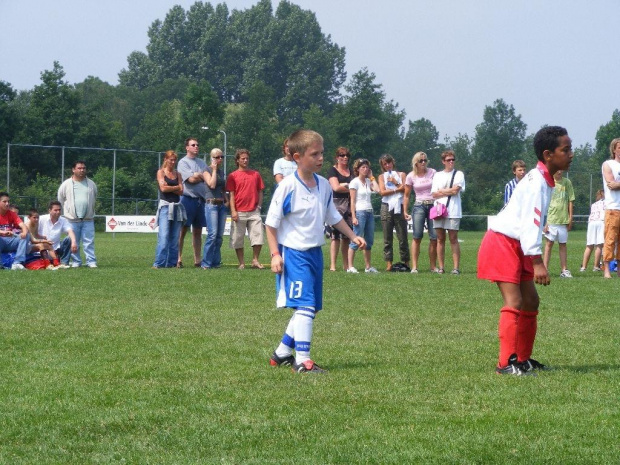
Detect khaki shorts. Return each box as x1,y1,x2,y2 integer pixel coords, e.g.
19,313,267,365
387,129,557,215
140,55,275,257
433,217,461,231
230,208,264,249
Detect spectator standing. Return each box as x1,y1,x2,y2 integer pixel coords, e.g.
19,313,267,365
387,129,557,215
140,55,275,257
153,150,185,269
601,137,620,279
226,149,265,269
327,147,354,271
404,151,438,273
0,191,29,270
580,189,605,272
504,160,527,205
347,158,380,273
431,150,466,274
177,137,207,268
542,170,575,278
377,154,409,271
38,200,77,269
201,148,227,269
273,138,297,184
57,160,98,268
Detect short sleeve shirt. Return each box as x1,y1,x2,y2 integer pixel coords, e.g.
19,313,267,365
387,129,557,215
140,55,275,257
547,177,575,225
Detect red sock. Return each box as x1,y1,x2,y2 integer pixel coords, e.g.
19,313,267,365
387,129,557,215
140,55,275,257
516,310,538,362
498,306,520,367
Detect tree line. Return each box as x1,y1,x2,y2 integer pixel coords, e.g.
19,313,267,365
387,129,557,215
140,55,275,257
1,0,619,223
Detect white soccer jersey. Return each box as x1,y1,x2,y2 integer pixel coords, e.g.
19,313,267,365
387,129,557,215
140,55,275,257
488,162,555,256
265,172,342,251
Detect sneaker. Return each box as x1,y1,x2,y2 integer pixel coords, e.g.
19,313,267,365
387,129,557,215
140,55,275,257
593,267,602,272
495,354,530,376
431,268,440,273
451,269,460,275
86,263,98,268
410,268,418,274
437,268,445,274
269,351,295,367
365,267,379,273
346,267,359,274
10,263,25,270
56,264,70,269
46,264,58,271
292,360,327,374
520,358,550,372
559,269,573,278
579,267,586,272
71,263,81,268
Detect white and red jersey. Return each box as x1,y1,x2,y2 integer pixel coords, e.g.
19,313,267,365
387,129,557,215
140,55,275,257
488,162,555,256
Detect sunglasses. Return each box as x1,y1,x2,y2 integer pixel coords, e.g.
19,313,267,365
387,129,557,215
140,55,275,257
338,154,350,158
418,159,428,163
190,143,199,147
212,156,223,159
445,158,455,162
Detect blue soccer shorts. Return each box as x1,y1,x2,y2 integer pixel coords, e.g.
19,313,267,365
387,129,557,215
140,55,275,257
275,246,323,311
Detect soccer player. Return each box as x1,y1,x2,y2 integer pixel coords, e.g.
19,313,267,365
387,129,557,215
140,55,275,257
265,129,365,373
504,160,526,205
477,126,573,375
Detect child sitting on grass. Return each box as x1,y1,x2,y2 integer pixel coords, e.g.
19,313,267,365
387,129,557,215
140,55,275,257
27,209,60,269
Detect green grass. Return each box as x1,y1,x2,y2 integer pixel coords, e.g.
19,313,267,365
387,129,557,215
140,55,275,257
1,231,619,464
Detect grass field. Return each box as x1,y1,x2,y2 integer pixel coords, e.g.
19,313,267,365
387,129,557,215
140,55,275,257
2,231,619,464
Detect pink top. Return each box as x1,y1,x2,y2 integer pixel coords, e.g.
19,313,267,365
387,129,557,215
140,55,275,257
405,168,436,202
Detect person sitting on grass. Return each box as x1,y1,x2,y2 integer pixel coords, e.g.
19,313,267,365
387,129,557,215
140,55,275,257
26,208,60,270
266,129,365,373
0,191,29,270
477,126,573,375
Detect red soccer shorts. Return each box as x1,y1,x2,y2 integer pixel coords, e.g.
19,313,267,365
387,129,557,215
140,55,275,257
477,230,534,284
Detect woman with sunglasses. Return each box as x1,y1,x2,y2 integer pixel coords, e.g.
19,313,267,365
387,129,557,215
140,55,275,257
348,158,380,273
327,147,354,271
153,150,185,268
201,148,227,269
404,151,438,273
430,150,466,274
377,154,409,271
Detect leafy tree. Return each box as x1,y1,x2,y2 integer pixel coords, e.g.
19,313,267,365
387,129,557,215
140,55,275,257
177,80,225,144
0,81,20,148
75,77,127,148
467,99,527,213
225,81,279,171
333,68,404,159
594,109,620,165
118,0,346,125
397,118,442,168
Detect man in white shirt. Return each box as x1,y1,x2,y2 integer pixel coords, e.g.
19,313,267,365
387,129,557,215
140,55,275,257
38,201,77,269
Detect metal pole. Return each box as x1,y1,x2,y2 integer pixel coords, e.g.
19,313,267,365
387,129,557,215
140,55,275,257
222,130,227,175
112,150,116,216
61,146,65,183
6,144,10,192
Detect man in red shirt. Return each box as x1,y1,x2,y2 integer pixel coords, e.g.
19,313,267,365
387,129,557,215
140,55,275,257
0,192,30,270
226,149,265,269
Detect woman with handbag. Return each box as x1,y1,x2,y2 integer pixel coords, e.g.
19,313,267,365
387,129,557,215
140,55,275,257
430,150,466,274
404,151,438,273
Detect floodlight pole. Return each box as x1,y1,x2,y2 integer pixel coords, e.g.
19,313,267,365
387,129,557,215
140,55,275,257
202,126,227,175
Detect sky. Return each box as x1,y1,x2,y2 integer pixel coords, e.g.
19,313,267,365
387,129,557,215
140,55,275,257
1,0,619,148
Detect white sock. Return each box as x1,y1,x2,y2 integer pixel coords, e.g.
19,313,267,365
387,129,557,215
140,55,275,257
293,307,315,363
275,313,296,358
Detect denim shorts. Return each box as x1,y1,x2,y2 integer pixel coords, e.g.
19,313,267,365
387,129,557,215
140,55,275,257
412,203,437,240
180,196,207,228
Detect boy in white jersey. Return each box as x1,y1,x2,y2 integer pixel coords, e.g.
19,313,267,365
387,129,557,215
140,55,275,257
265,130,365,373
477,126,573,375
